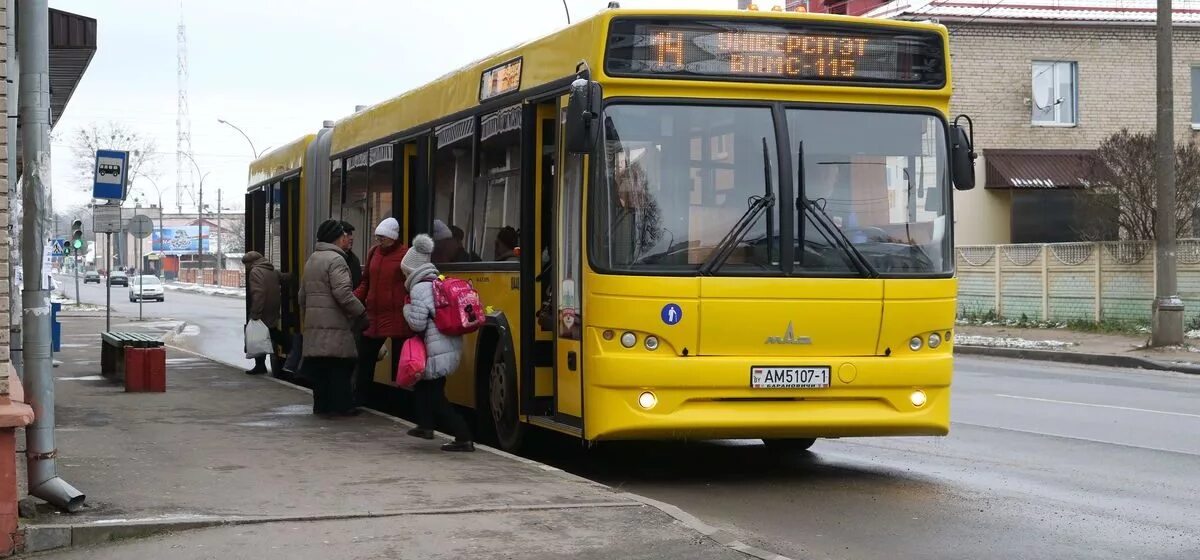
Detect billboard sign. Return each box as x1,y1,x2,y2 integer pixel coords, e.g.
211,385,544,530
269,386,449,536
153,226,211,255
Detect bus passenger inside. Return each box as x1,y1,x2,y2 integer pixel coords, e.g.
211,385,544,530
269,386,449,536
494,226,519,262
432,219,476,264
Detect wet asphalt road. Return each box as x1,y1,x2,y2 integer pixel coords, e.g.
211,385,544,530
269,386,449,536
59,276,1200,559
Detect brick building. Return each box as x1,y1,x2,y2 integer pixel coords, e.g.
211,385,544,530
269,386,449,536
863,0,1200,244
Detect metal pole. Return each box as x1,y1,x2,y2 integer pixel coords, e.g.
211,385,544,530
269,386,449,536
73,246,80,306
159,192,164,278
217,189,222,284
137,238,143,321
198,176,204,284
105,233,111,332
1152,0,1183,346
19,0,85,512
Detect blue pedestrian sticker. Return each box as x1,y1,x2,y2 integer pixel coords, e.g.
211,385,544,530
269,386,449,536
661,303,682,326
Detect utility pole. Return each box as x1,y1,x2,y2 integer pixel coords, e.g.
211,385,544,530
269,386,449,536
216,189,222,283
180,152,206,284
18,0,85,511
1152,0,1183,346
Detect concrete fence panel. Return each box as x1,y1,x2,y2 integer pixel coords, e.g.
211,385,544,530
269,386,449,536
957,240,1200,324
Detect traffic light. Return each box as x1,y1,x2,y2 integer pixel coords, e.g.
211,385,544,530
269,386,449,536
71,220,84,252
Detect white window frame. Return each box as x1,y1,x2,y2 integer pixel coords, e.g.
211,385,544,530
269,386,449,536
1031,61,1078,127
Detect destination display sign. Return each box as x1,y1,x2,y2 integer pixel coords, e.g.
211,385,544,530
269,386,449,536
605,19,945,87
480,57,523,101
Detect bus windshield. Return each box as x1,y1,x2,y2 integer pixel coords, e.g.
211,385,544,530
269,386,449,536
592,104,950,276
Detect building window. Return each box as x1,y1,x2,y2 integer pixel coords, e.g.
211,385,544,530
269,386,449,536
1032,61,1077,126
1192,67,1199,129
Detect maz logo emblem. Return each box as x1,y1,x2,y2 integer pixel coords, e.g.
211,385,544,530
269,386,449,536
765,322,812,345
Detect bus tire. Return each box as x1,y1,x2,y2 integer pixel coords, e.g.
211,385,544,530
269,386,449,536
482,335,524,452
763,438,816,452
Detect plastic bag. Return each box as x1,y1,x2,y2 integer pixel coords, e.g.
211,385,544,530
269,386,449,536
244,320,273,359
396,337,426,388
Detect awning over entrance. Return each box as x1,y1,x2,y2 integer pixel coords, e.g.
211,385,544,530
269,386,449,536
985,149,1106,189
47,8,98,127
13,8,96,176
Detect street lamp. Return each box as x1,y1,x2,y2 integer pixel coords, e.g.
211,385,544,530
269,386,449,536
180,152,211,285
133,173,167,278
217,119,261,158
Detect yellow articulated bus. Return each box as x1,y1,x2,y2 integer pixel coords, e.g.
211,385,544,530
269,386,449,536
245,6,977,453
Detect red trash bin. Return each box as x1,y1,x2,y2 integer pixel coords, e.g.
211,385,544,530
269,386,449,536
124,347,166,393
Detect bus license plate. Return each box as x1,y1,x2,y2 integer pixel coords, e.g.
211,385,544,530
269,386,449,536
751,367,830,389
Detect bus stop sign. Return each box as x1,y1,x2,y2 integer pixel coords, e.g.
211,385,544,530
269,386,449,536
93,149,129,201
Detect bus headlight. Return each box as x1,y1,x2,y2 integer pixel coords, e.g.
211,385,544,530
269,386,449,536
909,336,923,351
638,391,657,409
910,390,927,407
928,333,942,349
620,332,637,348
644,336,660,351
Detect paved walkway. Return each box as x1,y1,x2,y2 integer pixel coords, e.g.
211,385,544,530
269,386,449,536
15,314,763,559
955,324,1200,373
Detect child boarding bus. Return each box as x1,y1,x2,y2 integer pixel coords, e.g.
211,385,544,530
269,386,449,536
244,5,978,453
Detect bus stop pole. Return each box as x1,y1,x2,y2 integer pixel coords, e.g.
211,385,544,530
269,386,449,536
105,233,111,332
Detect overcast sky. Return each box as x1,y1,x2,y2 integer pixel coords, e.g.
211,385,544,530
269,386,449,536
46,0,745,215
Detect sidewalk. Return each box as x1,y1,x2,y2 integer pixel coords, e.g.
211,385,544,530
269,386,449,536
955,324,1200,374
16,314,762,559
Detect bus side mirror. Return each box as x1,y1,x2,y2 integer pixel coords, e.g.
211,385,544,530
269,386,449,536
566,79,602,155
951,115,977,191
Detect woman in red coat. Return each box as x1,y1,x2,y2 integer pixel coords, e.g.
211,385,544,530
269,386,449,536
353,217,411,406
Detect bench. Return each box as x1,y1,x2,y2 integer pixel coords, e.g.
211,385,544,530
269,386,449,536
101,332,165,381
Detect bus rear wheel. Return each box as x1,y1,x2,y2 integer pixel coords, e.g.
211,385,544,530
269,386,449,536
487,344,524,452
763,438,816,452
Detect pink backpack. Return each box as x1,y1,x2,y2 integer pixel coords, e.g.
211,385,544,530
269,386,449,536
396,336,426,388
430,277,485,335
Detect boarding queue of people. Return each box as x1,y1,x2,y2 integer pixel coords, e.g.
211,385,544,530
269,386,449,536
244,217,495,453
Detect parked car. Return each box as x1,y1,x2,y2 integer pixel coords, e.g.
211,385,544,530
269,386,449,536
108,270,128,287
128,275,164,302
83,270,100,284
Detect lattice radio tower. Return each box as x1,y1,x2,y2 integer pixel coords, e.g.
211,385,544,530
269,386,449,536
176,0,193,213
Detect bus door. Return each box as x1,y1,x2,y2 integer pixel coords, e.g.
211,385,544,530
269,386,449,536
522,100,559,421
553,97,585,425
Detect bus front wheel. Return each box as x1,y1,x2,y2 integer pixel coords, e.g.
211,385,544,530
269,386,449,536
487,343,524,452
763,438,816,452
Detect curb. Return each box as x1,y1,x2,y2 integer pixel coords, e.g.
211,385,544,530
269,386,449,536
954,345,1200,375
21,502,645,554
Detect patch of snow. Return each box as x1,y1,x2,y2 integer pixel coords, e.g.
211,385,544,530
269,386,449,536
164,282,245,298
1186,329,1200,340
954,334,1076,350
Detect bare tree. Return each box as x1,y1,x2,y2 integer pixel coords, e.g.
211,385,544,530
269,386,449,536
223,217,246,253
1076,129,1200,240
66,122,158,192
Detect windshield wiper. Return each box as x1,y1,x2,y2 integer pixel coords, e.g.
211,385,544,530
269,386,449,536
699,138,775,276
796,142,878,278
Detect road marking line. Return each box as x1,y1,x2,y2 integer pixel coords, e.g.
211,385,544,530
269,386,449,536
994,394,1200,419
954,421,1199,457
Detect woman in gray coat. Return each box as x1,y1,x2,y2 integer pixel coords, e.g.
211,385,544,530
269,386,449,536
299,220,367,417
402,234,473,452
